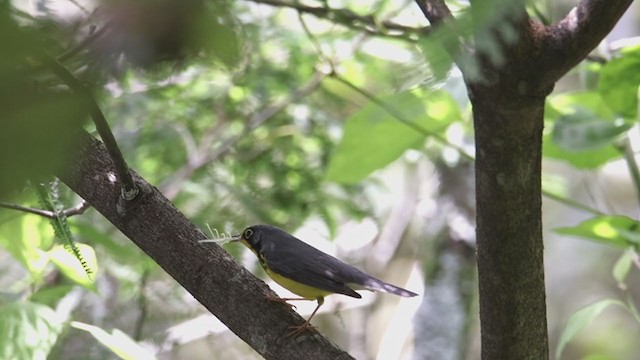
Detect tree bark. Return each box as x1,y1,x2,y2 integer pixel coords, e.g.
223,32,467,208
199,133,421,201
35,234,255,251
415,0,633,358
57,131,354,360
471,89,547,359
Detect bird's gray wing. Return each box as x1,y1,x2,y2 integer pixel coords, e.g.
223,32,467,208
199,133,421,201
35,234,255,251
263,239,362,298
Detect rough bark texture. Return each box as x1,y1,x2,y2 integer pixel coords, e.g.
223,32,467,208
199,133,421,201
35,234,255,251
471,90,546,359
57,131,354,360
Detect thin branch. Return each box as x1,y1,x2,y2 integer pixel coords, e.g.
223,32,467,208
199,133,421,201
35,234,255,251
0,200,90,219
249,0,430,40
39,54,139,201
540,0,633,85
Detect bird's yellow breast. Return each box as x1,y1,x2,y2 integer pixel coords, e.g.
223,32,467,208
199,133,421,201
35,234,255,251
265,267,332,300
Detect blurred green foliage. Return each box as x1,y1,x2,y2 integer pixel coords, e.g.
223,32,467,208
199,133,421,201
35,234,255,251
0,301,64,359
0,0,639,359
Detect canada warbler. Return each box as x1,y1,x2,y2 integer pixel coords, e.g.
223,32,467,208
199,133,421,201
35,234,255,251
231,224,418,336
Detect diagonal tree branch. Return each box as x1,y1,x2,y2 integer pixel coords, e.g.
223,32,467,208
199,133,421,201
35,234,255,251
40,54,139,201
539,0,634,85
57,131,354,360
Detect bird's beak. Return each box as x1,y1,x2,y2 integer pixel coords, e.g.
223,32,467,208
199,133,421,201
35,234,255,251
230,233,242,242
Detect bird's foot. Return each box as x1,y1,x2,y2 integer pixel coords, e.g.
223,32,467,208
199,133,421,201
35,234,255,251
286,321,317,337
266,296,307,310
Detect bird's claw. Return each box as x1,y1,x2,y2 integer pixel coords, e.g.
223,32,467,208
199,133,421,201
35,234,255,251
266,296,297,310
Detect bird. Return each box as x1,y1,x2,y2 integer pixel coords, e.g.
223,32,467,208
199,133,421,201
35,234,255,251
231,224,418,336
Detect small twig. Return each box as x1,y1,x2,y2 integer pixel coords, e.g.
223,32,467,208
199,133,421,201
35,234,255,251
57,20,114,63
133,268,150,341
65,0,91,15
631,250,640,271
619,138,640,213
297,11,332,66
0,200,90,219
540,189,603,216
623,290,640,324
39,53,139,201
249,0,430,40
331,73,475,161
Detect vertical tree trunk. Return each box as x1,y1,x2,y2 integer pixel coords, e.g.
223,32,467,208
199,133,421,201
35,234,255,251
471,88,548,359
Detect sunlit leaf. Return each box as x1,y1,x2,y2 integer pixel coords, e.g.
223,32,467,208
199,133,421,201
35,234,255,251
71,322,156,360
49,244,97,290
326,90,459,184
546,92,616,121
0,301,63,360
555,215,640,248
598,45,640,118
555,299,624,359
0,214,52,277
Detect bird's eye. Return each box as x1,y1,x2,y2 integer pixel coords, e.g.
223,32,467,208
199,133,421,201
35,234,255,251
243,228,253,239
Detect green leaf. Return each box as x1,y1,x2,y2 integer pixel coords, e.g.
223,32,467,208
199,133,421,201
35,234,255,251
29,285,76,308
543,133,621,169
0,18,88,197
612,248,635,286
555,215,640,248
0,301,63,360
49,244,97,290
556,299,624,359
551,108,630,151
71,322,157,360
543,93,625,168
70,221,140,263
326,90,459,184
598,45,640,118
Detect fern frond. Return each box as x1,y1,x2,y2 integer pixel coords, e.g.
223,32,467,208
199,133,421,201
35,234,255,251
34,180,93,279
